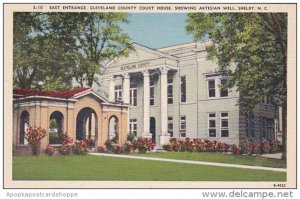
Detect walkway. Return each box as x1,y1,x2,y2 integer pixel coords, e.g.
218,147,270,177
89,153,286,172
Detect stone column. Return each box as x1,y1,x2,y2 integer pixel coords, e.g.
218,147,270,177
160,67,170,145
142,70,151,136
109,76,115,102
122,73,130,104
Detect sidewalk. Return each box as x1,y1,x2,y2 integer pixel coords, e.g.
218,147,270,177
89,153,286,172
260,153,282,159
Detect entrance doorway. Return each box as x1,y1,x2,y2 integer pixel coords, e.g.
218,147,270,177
150,117,156,143
76,107,98,144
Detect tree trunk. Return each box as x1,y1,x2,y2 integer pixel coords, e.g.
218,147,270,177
281,101,287,160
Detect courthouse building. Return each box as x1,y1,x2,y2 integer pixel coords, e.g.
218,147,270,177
103,42,281,146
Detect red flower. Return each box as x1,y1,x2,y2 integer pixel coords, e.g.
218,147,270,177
25,125,46,145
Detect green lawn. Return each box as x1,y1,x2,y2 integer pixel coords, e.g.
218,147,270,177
132,152,286,168
13,155,286,181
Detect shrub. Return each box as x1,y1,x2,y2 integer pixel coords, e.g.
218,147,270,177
231,144,241,155
261,140,271,154
85,138,95,149
184,138,195,152
105,139,113,152
178,140,186,152
195,141,206,152
73,140,88,155
97,145,106,153
216,142,229,152
206,140,217,152
61,133,73,145
137,137,155,153
58,133,73,155
123,141,136,153
254,144,262,155
44,145,56,156
127,133,135,142
162,144,171,151
25,125,47,156
171,142,180,152
113,145,124,154
169,138,180,152
271,140,280,153
59,144,71,155
25,125,47,145
240,142,259,155
245,142,254,154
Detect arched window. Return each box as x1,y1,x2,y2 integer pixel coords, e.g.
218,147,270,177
108,116,119,142
49,111,64,144
19,111,29,145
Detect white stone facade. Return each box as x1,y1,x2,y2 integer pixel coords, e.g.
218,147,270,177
102,42,278,146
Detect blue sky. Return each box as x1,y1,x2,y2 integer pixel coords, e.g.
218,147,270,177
121,13,194,49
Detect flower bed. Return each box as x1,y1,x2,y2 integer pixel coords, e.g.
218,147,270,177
73,140,88,155
97,135,155,155
163,138,281,156
163,138,229,153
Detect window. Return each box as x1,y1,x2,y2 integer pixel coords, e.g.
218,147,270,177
208,80,216,98
261,117,274,141
129,118,137,136
220,79,228,97
180,116,186,137
114,85,122,102
167,76,173,104
180,76,186,102
207,76,228,98
245,113,255,137
109,116,119,140
208,113,216,137
19,111,29,145
130,83,137,106
49,111,64,144
168,117,173,137
266,118,274,140
261,96,274,105
220,112,229,137
150,79,155,105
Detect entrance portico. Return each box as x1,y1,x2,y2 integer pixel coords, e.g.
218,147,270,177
106,43,179,145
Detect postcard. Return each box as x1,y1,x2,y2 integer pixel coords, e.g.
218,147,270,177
3,3,297,189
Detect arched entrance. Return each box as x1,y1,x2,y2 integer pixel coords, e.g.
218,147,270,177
108,115,119,142
19,111,29,145
49,111,64,144
76,107,98,143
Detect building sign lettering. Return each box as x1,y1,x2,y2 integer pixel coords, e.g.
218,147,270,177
120,62,150,71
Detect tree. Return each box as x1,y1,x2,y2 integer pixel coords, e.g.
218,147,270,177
186,13,287,159
13,12,132,89
13,12,74,90
46,12,133,88
13,13,46,89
